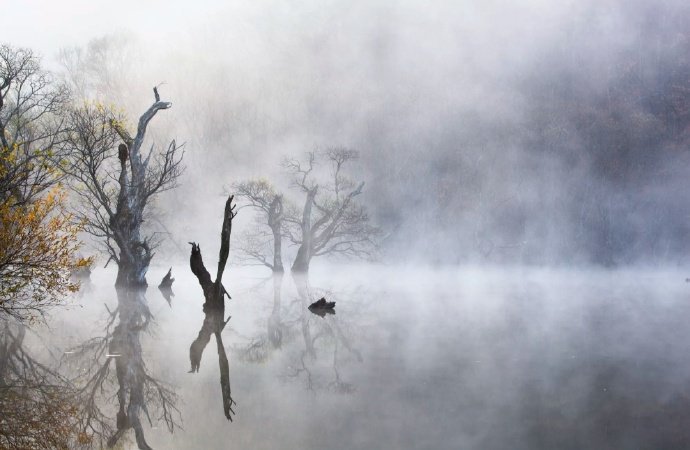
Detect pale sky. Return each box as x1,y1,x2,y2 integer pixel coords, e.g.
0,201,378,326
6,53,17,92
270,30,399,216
5,0,227,62
5,0,572,65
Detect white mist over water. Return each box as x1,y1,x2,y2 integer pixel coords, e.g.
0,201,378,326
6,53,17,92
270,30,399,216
41,264,690,449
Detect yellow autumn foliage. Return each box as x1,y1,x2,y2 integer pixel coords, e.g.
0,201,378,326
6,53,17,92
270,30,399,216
0,186,89,321
0,384,84,449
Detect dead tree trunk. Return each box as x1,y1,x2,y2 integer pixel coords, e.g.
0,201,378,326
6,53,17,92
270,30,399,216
268,195,284,273
110,88,173,288
188,195,237,420
291,187,317,273
111,143,151,288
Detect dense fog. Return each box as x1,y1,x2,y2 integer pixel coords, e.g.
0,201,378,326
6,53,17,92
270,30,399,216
8,0,689,267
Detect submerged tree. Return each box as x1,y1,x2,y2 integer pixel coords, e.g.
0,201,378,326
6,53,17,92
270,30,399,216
283,148,379,273
62,88,184,287
188,195,237,420
234,179,285,273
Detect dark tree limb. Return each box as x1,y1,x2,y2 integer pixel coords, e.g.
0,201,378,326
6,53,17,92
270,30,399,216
215,196,236,296
188,195,237,420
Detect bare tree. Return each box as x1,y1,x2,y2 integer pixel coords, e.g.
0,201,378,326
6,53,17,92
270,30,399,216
234,179,285,272
62,87,184,287
0,44,70,206
188,195,237,420
283,148,379,273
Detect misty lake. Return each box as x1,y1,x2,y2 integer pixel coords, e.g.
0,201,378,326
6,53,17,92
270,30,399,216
35,264,690,450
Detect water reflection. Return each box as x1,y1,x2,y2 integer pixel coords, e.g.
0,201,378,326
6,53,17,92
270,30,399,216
267,273,285,349
66,287,180,450
290,274,363,393
0,317,80,448
231,274,294,364
158,285,174,307
230,273,364,394
24,267,690,449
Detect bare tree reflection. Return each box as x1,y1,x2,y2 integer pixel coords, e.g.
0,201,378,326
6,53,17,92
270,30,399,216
230,273,299,366
187,195,237,421
158,286,174,307
283,274,363,393
268,273,285,349
0,317,83,449
227,271,365,394
65,287,181,450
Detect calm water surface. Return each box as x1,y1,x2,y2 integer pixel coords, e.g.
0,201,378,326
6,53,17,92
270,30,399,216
46,265,690,449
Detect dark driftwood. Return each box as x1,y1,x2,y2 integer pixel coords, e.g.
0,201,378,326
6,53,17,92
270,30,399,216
188,195,237,420
308,297,336,317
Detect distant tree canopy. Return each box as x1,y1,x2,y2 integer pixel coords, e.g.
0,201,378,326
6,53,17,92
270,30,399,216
234,179,285,272
517,4,690,265
401,3,690,265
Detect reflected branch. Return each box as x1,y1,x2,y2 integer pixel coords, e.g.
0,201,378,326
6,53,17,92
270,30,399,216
65,288,181,449
0,316,83,449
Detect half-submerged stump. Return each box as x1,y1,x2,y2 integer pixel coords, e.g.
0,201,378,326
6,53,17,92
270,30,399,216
158,268,174,289
188,195,237,420
158,268,175,307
